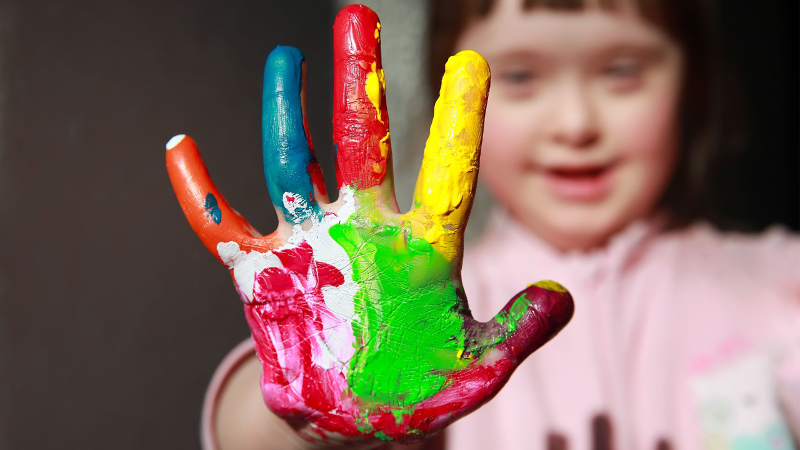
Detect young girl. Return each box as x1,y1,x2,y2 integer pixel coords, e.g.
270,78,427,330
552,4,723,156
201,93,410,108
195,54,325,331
193,1,799,449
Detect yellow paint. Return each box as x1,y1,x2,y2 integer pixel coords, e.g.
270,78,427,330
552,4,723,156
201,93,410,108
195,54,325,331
374,22,381,39
533,280,568,293
373,162,382,173
365,61,386,123
402,51,490,261
457,348,474,360
379,132,390,158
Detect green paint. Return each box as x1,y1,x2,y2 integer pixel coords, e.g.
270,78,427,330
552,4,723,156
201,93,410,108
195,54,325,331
330,223,467,405
493,292,531,336
328,193,533,408
510,293,531,317
329,216,467,407
355,414,373,434
391,410,407,425
374,431,392,441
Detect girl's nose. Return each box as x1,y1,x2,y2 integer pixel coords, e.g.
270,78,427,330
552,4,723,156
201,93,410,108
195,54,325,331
546,80,599,149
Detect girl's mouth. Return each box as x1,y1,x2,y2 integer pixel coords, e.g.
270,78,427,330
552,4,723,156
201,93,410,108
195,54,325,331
539,163,616,202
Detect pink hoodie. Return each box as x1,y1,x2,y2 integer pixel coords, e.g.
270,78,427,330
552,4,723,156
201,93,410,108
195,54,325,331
202,212,800,449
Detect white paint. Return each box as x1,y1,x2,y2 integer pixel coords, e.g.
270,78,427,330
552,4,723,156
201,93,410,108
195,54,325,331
481,348,505,367
165,134,186,150
285,187,357,321
218,241,282,303
282,191,310,219
216,187,360,372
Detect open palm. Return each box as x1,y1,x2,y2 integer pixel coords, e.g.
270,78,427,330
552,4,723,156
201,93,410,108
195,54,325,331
166,5,573,444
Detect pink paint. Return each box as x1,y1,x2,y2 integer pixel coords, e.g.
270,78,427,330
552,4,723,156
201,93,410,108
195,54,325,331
244,240,350,421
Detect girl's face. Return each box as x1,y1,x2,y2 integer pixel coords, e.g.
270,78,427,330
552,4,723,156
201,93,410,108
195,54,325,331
456,0,683,251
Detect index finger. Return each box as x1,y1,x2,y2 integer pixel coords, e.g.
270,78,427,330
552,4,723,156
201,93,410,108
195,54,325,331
405,51,490,261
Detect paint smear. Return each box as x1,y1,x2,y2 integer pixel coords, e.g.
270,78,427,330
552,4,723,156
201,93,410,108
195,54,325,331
204,193,222,224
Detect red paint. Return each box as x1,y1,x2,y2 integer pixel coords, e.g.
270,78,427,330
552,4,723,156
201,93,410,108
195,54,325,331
301,64,328,200
332,4,391,190
308,160,327,199
496,284,575,361
244,240,348,421
245,266,573,442
167,4,575,443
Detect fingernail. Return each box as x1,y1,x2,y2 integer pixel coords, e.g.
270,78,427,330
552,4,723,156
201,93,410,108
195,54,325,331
166,134,186,150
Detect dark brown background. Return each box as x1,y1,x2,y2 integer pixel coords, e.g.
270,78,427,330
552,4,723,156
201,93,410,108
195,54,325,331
0,1,796,449
0,1,335,448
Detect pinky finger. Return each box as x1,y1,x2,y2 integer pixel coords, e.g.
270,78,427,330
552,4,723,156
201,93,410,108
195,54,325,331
166,135,278,262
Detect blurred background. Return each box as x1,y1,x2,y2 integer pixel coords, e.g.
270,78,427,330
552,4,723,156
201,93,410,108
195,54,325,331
0,0,796,448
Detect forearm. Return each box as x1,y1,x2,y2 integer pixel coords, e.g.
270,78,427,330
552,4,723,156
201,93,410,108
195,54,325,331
213,354,304,449
214,354,349,450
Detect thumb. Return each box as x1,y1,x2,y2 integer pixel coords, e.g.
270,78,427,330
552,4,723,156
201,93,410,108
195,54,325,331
487,281,574,362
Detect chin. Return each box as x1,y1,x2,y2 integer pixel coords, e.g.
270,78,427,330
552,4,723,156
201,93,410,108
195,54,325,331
545,219,620,252
517,199,635,252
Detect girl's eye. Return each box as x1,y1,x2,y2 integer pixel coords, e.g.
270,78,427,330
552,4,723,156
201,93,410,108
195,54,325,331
501,69,535,84
497,68,537,99
603,60,643,92
605,62,640,77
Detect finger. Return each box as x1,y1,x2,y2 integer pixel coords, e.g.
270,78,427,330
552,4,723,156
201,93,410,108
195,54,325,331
262,46,326,224
405,50,490,260
332,4,395,197
166,135,278,262
405,281,573,437
490,281,574,361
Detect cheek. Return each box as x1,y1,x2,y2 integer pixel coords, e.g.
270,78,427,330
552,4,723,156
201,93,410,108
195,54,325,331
607,91,681,221
612,88,680,164
479,104,529,184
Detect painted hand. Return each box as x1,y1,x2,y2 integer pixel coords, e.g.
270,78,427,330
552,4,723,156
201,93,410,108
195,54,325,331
166,4,573,445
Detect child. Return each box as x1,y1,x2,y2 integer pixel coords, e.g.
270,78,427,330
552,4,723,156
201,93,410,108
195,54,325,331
433,0,800,449
193,1,799,449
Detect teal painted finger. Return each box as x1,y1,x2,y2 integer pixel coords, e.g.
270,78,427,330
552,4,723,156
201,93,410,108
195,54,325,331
262,46,321,224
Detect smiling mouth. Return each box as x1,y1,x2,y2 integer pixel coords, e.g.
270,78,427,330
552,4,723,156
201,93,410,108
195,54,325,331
549,166,608,178
538,163,617,202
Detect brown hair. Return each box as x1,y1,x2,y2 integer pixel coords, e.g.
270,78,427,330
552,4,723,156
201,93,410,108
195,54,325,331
428,0,741,226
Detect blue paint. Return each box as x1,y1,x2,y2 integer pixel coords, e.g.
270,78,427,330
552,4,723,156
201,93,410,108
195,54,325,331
262,46,319,224
204,193,222,224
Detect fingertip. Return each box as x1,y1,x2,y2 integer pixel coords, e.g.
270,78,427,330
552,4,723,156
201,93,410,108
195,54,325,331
527,281,574,335
530,280,569,294
334,4,380,31
333,4,381,60
166,134,187,151
442,51,490,94
492,282,574,360
264,46,304,94
447,50,489,74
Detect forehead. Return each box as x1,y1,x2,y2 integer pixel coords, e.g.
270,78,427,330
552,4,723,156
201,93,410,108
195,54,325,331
456,0,673,58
